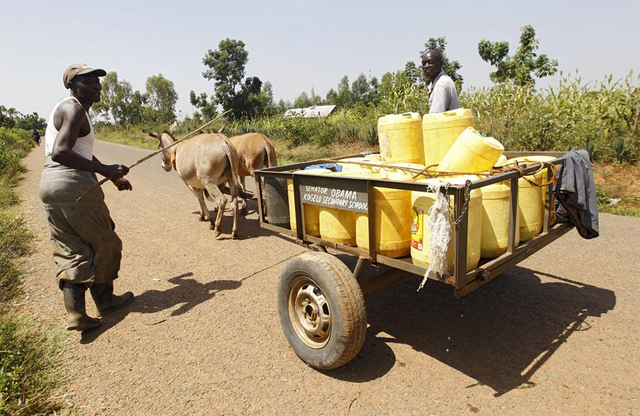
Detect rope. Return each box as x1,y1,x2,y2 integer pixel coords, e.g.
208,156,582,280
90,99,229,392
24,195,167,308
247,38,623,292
316,159,489,179
490,161,558,188
319,158,558,187
418,182,451,291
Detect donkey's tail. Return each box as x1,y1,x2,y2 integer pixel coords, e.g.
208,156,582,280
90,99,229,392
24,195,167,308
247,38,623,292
260,133,278,168
219,134,245,197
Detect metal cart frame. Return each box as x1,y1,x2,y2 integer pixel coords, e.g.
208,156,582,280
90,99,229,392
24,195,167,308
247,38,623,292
255,151,574,369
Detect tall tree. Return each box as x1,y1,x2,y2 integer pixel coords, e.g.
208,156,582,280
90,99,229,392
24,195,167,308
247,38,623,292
201,38,270,119
351,73,372,104
189,91,218,120
261,81,277,115
128,90,145,125
14,112,46,130
232,76,265,119
379,72,394,99
310,87,323,106
276,99,291,114
92,72,142,126
92,72,118,122
325,88,338,105
478,25,558,86
404,62,422,87
336,75,353,108
0,105,18,128
144,74,178,123
421,37,464,90
0,106,45,130
293,92,312,109
112,80,135,125
368,76,380,105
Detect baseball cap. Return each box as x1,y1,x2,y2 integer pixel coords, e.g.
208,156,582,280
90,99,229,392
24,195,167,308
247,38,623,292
63,63,107,89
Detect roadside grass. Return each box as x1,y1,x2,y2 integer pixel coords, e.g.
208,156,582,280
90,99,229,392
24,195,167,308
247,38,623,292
0,312,70,416
593,162,640,217
94,124,158,151
0,128,69,415
0,210,31,304
273,140,378,166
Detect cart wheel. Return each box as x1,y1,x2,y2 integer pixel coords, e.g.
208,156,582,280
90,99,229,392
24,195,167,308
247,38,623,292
277,251,367,369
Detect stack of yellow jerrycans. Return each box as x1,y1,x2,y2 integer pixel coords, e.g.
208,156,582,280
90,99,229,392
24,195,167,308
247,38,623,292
287,108,551,276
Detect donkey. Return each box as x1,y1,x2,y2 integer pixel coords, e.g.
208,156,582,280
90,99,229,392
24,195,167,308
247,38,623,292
229,132,277,213
145,129,243,239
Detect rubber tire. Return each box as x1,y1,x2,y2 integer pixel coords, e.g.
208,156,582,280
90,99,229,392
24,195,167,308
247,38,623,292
277,251,367,370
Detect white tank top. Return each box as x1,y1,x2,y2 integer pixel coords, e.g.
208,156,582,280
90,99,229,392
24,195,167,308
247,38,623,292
44,97,95,160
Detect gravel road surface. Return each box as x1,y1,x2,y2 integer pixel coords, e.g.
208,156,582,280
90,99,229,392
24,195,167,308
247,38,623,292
18,141,639,415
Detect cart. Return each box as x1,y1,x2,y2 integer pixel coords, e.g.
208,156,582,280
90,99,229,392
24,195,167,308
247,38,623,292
254,151,573,369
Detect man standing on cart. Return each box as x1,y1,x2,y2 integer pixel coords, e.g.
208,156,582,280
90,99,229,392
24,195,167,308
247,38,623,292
421,49,460,113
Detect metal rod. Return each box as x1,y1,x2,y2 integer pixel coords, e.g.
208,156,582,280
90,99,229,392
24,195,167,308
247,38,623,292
352,257,367,283
367,180,377,261
507,177,519,253
453,185,469,290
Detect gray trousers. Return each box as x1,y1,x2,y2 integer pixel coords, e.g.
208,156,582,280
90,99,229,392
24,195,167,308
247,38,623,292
39,158,122,289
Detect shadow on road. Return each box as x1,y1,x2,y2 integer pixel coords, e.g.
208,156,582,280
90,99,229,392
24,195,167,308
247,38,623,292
80,272,242,344
189,197,280,240
323,264,616,395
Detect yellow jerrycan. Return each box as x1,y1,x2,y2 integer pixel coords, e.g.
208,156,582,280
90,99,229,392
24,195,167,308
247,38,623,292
422,109,474,168
378,112,424,165
355,167,414,258
438,127,504,173
480,181,520,258
509,155,558,226
379,163,428,182
338,157,381,176
318,172,358,246
410,176,483,273
505,157,546,241
495,154,508,167
288,168,332,236
364,153,382,162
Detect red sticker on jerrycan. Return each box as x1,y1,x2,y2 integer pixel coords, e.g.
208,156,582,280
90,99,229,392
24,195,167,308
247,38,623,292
411,206,423,250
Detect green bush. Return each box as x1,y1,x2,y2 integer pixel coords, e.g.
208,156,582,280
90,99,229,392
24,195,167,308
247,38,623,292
462,71,640,163
0,213,32,304
0,128,32,178
224,106,385,148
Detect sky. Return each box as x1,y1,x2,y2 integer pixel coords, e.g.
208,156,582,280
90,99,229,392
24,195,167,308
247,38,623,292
1,0,639,121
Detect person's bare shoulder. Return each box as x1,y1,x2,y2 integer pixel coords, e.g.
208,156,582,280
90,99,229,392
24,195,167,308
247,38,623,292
54,99,85,130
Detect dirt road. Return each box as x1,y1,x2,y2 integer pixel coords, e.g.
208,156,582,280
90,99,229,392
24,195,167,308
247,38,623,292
19,142,639,415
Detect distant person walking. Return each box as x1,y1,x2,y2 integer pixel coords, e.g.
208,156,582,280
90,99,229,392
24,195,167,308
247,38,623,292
33,129,41,146
421,49,460,114
39,63,134,332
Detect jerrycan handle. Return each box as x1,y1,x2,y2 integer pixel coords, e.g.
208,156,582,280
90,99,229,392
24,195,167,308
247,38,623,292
443,110,457,117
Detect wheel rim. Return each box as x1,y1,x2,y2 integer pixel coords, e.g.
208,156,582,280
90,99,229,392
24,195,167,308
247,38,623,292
288,275,331,348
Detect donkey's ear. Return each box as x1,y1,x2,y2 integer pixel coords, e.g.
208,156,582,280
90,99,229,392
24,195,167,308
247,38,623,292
142,129,159,138
218,123,227,134
169,120,179,135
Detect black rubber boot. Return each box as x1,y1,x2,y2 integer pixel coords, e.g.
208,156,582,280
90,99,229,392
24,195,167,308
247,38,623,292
62,282,101,331
89,282,134,317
